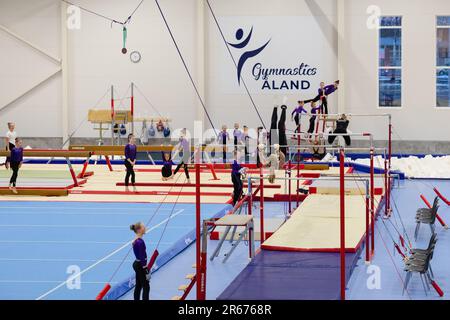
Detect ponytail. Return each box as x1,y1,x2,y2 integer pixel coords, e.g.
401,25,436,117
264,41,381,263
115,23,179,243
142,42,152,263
130,222,142,233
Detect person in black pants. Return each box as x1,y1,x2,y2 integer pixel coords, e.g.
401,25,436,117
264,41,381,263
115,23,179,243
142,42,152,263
304,81,339,115
278,105,288,158
173,128,191,183
328,114,351,146
241,126,250,163
218,125,230,163
231,151,245,206
173,162,190,181
130,222,150,300
9,138,23,194
161,152,174,181
4,122,17,169
307,101,321,135
124,134,137,191
269,106,278,154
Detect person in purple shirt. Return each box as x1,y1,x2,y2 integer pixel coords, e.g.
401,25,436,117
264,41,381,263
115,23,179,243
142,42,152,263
173,128,191,184
307,101,322,135
233,123,242,152
124,134,137,190
291,100,308,128
161,152,174,181
231,151,245,206
218,125,230,163
130,222,150,300
305,80,340,114
240,126,250,163
9,138,23,194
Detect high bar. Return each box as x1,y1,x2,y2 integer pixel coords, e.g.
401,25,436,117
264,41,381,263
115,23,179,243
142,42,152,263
278,145,387,152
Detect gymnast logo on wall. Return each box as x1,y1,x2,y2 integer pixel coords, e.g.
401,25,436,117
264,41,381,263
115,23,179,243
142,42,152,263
228,27,318,91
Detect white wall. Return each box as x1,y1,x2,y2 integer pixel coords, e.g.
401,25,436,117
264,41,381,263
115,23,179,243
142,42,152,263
205,0,338,133
67,0,201,137
1,0,450,143
0,0,61,137
0,0,202,140
345,0,450,141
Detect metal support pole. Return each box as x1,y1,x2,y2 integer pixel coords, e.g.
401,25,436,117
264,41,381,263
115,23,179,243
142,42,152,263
249,220,255,259
247,176,253,257
111,86,115,146
259,167,265,242
288,160,292,214
387,116,392,215
339,148,346,300
195,148,205,300
384,158,388,217
365,181,370,264
66,158,78,187
296,124,301,208
370,147,375,257
131,82,135,135
199,220,208,300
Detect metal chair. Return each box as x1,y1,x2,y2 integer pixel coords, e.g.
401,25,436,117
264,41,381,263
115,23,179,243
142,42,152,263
403,246,435,295
416,196,439,219
414,198,439,241
408,233,437,278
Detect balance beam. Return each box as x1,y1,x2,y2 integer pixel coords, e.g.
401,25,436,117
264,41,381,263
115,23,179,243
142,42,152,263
70,145,175,155
69,189,232,197
0,149,91,187
0,188,68,196
69,144,245,154
0,150,92,158
287,163,330,171
115,182,281,189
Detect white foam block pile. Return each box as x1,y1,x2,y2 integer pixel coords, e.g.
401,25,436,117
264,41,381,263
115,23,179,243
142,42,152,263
354,155,450,179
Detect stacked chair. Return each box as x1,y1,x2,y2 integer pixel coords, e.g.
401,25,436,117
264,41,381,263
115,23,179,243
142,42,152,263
414,197,439,241
403,197,444,297
403,233,437,295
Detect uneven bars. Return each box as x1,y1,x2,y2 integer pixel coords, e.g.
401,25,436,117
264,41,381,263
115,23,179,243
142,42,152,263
275,145,387,152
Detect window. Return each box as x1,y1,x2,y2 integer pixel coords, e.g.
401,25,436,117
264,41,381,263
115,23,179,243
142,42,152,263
437,16,450,107
378,16,402,107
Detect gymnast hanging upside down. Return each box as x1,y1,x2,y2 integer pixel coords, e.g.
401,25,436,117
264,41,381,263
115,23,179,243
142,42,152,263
258,143,285,184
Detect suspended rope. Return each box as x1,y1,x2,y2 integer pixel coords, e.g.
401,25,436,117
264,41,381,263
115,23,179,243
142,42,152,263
205,0,267,130
61,0,124,25
153,0,217,135
96,171,188,300
62,86,112,149
343,167,415,299
46,87,113,165
124,0,145,25
61,0,145,53
374,221,413,300
351,169,411,257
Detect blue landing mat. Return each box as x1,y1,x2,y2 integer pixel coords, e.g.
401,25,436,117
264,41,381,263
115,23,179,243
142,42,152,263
217,250,360,300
